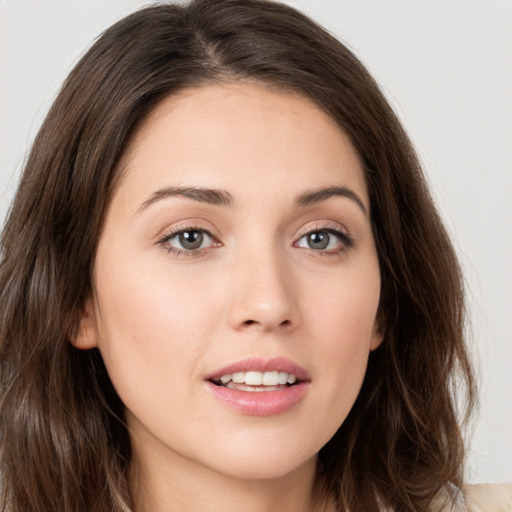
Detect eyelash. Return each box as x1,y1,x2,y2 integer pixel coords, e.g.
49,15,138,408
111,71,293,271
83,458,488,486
156,223,353,258
156,224,219,258
294,223,354,256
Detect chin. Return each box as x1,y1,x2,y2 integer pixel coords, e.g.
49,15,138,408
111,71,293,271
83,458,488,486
200,440,318,482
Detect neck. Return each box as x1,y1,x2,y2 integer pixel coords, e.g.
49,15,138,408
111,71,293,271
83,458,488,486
128,433,328,512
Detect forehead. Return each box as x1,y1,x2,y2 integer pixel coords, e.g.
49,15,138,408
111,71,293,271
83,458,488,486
115,82,368,211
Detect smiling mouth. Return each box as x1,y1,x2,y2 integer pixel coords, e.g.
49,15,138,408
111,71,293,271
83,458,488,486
210,370,299,392
205,361,310,415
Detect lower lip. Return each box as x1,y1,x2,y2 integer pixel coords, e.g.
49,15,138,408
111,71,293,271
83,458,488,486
204,381,310,416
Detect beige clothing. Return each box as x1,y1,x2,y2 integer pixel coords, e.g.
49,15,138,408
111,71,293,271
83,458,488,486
428,483,512,512
463,484,512,512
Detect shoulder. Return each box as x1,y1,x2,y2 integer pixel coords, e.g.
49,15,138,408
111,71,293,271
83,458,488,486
379,483,512,512
426,483,512,512
462,483,512,512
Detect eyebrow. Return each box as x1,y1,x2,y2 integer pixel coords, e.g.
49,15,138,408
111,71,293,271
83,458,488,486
136,186,233,214
136,184,367,216
296,186,368,215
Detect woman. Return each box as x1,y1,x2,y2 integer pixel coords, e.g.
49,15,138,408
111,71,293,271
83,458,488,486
0,1,510,511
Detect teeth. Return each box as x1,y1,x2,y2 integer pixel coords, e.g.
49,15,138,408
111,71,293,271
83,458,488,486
232,372,245,383
245,371,263,385
225,382,282,392
278,371,288,385
263,371,278,386
217,371,298,386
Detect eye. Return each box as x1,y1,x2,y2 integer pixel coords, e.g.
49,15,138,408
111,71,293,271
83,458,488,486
295,228,352,252
158,227,217,254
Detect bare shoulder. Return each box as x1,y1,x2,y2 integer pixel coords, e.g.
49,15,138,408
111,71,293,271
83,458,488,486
463,483,512,512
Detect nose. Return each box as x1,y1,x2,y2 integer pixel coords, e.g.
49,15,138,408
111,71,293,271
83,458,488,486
228,246,300,333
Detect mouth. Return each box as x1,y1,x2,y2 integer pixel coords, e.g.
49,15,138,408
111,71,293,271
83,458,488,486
210,370,300,392
204,357,310,416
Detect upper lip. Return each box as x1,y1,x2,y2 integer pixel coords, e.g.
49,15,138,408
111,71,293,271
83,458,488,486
205,357,311,382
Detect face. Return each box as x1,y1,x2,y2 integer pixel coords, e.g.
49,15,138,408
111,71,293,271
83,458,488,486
75,83,383,483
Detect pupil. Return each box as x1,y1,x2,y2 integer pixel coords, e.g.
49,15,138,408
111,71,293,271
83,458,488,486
179,231,203,250
308,231,329,250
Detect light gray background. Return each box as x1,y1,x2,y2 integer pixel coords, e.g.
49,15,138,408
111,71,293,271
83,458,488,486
1,0,511,483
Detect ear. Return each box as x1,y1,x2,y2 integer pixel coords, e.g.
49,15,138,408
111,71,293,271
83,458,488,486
369,309,386,351
369,325,384,351
69,298,98,350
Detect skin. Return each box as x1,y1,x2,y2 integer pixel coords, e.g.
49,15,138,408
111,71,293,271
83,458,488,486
74,83,383,512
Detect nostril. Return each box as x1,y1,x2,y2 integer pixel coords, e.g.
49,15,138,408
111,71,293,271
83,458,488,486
241,319,292,328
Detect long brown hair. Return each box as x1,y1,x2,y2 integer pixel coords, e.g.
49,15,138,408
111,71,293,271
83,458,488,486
0,1,475,511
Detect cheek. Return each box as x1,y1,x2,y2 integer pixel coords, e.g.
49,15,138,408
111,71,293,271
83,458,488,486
304,260,380,412
91,252,224,403
306,258,381,348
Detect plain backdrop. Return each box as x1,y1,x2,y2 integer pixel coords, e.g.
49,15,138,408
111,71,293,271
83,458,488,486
0,0,511,484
